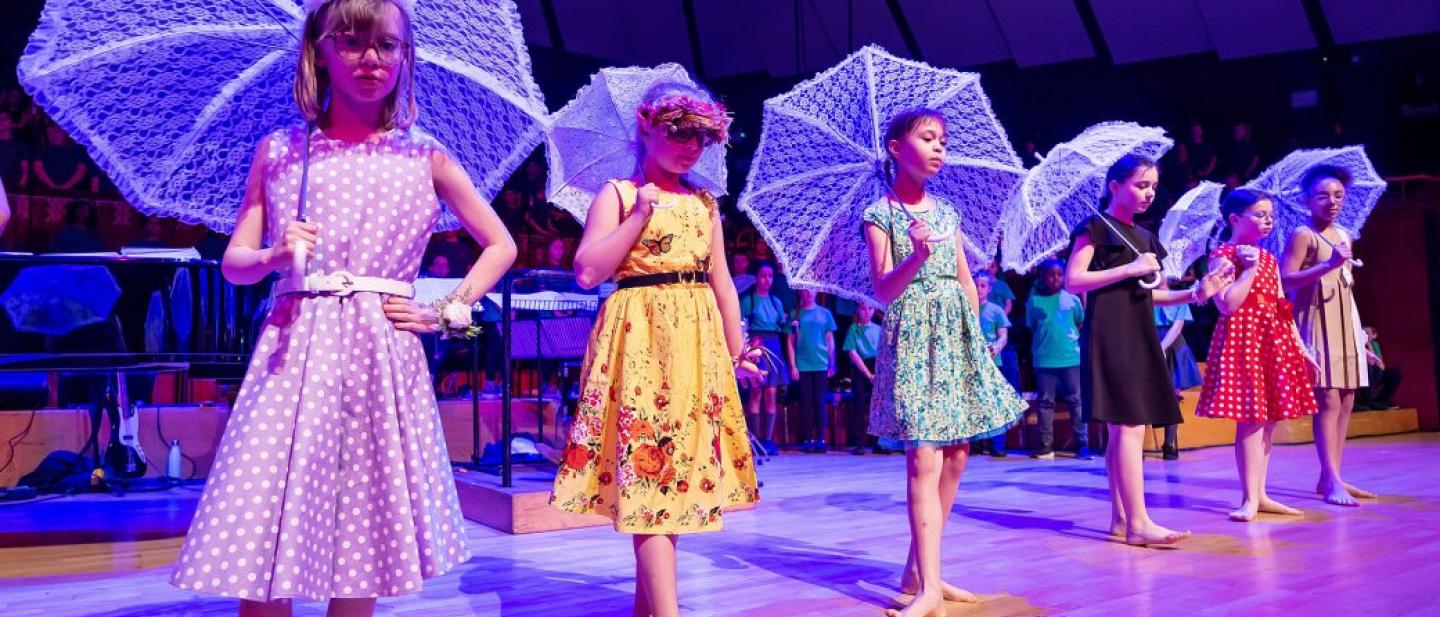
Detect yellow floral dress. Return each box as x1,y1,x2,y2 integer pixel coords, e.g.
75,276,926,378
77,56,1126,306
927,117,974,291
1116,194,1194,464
550,179,759,534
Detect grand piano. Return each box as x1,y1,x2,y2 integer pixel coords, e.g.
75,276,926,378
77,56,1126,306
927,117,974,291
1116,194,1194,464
0,251,259,368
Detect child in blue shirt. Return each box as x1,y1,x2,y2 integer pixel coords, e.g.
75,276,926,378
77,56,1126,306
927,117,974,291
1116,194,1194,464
843,302,883,455
1025,259,1090,459
788,289,837,452
972,270,1016,457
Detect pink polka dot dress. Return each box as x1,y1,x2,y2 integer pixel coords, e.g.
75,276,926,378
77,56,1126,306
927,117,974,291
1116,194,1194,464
170,126,470,601
1195,243,1318,423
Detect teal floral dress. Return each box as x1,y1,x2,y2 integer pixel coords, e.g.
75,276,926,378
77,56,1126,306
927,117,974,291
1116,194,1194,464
863,198,1026,449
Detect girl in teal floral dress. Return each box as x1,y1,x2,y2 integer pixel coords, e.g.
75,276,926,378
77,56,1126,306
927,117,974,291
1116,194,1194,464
862,108,1026,617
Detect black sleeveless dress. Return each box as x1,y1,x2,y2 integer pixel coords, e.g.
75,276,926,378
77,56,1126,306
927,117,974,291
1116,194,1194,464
1069,214,1181,426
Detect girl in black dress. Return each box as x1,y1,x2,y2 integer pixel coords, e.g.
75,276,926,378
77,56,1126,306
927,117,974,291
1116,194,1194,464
1064,155,1233,546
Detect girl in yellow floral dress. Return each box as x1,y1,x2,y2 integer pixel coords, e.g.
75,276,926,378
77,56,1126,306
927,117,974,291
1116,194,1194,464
550,81,761,617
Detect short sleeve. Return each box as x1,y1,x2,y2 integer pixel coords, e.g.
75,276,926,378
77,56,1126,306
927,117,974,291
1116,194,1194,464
1174,303,1193,322
861,199,892,229
1207,243,1239,270
991,279,1016,303
1068,215,1105,247
825,309,838,332
1066,292,1085,322
990,305,1012,329
842,326,859,351
933,195,963,228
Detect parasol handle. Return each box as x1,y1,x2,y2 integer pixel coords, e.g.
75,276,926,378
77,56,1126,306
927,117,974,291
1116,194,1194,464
1138,272,1162,289
637,170,678,209
291,238,309,285
1314,230,1363,268
292,126,315,288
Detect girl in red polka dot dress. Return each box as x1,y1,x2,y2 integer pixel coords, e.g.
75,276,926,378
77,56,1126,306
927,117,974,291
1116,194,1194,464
1196,188,1318,522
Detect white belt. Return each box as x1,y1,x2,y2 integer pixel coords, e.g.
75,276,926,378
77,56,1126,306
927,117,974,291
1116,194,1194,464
274,271,414,298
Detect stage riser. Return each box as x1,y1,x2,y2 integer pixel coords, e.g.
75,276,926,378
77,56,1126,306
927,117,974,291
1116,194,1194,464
0,399,559,487
1151,393,1420,450
452,469,756,535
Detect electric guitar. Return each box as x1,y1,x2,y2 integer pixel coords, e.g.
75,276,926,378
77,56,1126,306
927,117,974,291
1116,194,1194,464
103,377,149,479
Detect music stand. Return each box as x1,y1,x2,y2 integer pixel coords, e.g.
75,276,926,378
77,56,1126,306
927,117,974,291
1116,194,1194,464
493,270,599,487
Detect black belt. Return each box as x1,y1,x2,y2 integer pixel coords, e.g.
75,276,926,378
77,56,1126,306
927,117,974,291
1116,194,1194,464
615,271,710,289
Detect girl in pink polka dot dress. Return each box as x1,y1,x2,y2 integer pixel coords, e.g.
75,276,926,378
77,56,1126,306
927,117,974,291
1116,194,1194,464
169,1,517,614
1195,188,1317,522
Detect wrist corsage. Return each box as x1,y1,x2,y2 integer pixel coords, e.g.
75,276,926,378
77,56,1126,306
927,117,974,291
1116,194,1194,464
435,290,482,339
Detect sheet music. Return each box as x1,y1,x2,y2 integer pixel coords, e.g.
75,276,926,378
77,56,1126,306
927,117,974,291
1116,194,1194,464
413,278,598,310
120,246,203,260
412,278,464,306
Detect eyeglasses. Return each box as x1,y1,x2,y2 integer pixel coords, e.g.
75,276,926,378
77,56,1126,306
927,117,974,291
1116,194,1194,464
323,32,408,65
661,126,723,148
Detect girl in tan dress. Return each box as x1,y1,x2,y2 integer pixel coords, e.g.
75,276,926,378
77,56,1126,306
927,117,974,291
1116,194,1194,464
1280,164,1377,507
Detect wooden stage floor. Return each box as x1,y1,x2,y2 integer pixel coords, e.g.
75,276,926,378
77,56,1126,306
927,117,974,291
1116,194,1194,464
1,433,1437,616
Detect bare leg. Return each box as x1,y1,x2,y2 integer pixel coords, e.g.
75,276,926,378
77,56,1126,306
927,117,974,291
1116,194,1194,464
745,386,762,441
1107,436,1125,536
1229,422,1265,522
901,444,977,602
762,387,779,444
1314,388,1359,506
1333,389,1377,499
325,599,375,617
1257,423,1302,516
887,447,944,617
634,534,680,617
240,600,292,617
1111,424,1190,546
633,557,651,617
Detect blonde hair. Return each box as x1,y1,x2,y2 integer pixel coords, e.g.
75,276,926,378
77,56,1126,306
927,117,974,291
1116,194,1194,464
294,0,418,130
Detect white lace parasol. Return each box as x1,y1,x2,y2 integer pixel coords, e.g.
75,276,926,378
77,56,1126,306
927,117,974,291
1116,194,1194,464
1158,181,1225,279
736,45,1024,307
18,0,549,233
1244,146,1387,256
1000,121,1173,273
543,63,728,222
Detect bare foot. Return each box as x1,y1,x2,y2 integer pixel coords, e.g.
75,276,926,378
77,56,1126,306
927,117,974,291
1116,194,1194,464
886,589,945,617
1125,523,1191,546
1228,502,1258,522
901,577,978,603
1109,515,1127,537
1318,479,1360,507
1344,483,1378,500
1258,497,1304,517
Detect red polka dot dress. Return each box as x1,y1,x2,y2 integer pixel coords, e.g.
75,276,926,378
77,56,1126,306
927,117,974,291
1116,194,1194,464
1196,243,1318,423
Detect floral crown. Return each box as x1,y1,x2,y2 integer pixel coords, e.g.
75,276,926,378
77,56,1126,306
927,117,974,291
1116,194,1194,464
636,94,732,146
304,0,416,15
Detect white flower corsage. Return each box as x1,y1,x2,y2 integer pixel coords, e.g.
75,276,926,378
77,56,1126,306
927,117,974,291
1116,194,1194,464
434,291,481,339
